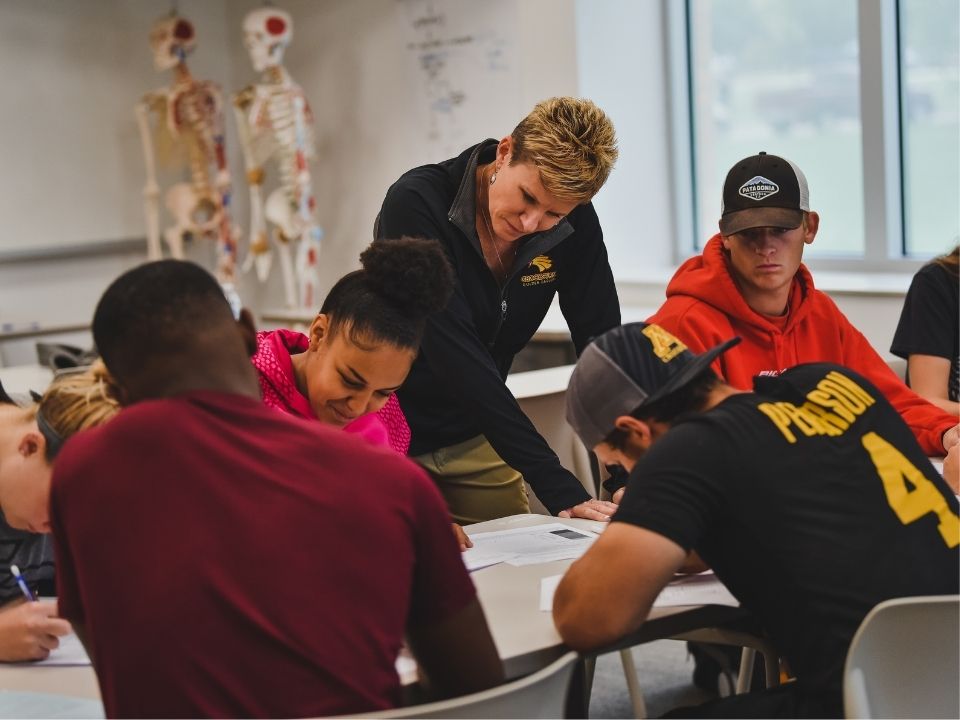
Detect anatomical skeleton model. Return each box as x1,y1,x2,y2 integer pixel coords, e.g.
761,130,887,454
233,6,322,309
135,14,240,289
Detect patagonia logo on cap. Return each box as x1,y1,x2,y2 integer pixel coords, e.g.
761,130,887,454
738,175,780,201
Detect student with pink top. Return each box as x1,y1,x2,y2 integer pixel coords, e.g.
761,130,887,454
252,237,454,455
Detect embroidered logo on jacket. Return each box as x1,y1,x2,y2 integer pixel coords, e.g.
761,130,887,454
530,255,552,272
738,175,780,201
521,255,557,286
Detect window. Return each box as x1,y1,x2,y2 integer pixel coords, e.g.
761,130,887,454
899,0,960,256
688,0,864,257
678,0,959,268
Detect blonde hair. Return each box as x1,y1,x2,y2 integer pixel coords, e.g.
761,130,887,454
510,97,618,203
38,360,120,461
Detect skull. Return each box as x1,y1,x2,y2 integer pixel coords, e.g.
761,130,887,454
149,15,196,71
243,7,293,72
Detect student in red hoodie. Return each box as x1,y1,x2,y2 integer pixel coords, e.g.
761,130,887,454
648,152,957,459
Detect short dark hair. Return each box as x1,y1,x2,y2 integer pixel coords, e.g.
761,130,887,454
603,368,720,450
322,237,454,351
92,260,233,383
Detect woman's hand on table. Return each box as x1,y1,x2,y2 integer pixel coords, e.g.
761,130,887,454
558,498,619,521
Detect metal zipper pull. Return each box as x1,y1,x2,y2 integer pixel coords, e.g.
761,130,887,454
501,299,507,319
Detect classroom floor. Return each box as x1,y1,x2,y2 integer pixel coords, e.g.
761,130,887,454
589,639,716,718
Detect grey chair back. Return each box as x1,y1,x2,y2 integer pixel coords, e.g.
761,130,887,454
844,595,960,719
347,651,579,719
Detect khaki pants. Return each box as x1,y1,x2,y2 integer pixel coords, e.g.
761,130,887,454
413,435,529,525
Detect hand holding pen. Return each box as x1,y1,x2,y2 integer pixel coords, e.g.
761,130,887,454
10,564,36,602
0,565,71,661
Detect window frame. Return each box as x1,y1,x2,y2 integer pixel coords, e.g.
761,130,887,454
666,0,931,273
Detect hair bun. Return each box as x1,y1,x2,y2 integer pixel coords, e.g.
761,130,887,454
360,237,454,318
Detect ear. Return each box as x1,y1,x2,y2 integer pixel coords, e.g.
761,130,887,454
613,415,653,443
17,431,45,460
496,135,513,167
308,313,330,349
802,211,819,245
720,231,733,250
237,308,258,357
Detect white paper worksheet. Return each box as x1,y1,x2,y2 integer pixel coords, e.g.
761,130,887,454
539,570,739,612
652,572,739,608
463,523,597,571
33,632,91,666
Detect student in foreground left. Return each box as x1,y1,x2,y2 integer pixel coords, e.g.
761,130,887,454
0,366,119,660
48,259,503,718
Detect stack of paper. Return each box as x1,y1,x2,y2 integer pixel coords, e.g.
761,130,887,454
463,523,598,571
538,570,739,611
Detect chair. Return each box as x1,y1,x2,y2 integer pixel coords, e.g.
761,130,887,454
844,594,959,719
603,627,780,718
346,651,579,718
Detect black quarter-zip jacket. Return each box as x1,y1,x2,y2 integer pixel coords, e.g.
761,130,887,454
375,141,621,514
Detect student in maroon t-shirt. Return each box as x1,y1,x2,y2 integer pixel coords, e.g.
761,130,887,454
47,260,503,718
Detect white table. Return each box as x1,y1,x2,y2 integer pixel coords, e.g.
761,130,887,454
465,514,749,679
0,664,98,698
466,514,762,717
465,514,604,678
0,514,751,717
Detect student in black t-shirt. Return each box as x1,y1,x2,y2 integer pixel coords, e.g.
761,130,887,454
554,322,959,719
891,245,959,417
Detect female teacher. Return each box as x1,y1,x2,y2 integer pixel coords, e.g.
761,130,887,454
375,96,621,524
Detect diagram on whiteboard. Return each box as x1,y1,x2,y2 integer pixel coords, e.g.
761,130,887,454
398,0,514,154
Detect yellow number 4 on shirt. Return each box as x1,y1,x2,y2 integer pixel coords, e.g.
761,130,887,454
863,431,959,549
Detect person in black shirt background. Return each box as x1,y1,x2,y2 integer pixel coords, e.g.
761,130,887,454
891,245,959,417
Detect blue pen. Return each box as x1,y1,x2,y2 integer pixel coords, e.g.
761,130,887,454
10,565,36,602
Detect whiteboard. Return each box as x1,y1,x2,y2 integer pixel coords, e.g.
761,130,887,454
0,1,233,255
395,0,520,159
